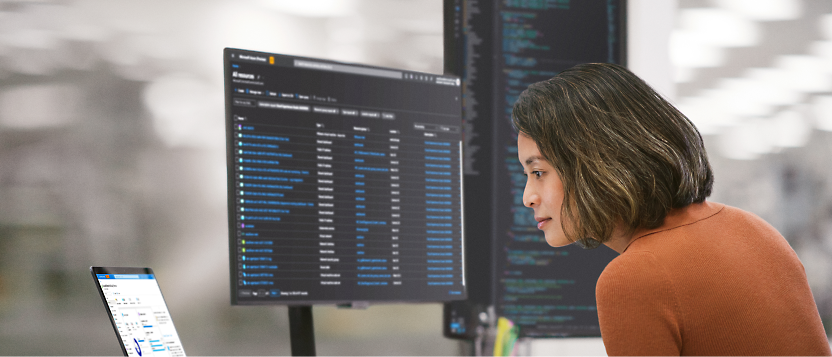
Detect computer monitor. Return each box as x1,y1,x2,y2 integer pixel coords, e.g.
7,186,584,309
224,48,466,305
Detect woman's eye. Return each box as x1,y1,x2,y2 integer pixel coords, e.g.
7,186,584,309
532,171,542,178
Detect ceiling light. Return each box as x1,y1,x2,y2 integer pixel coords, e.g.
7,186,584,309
715,0,802,21
774,55,832,93
670,30,724,68
674,66,695,83
260,0,357,18
678,8,760,47
714,78,774,117
676,95,739,135
809,41,832,74
812,95,832,132
744,67,805,106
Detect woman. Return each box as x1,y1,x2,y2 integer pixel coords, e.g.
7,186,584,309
512,63,830,355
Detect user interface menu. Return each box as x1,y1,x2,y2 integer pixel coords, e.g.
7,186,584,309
224,49,466,304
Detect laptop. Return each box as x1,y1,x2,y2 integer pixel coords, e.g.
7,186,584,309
90,267,186,356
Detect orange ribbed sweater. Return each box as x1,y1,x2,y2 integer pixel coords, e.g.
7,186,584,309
596,201,831,356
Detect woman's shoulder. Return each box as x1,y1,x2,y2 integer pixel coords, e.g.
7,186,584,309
597,251,672,299
700,202,789,250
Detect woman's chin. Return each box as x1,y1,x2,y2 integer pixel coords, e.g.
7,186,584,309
545,234,572,248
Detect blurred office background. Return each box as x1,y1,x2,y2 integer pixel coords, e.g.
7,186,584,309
0,0,829,355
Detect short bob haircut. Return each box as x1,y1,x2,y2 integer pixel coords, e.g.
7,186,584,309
512,63,713,249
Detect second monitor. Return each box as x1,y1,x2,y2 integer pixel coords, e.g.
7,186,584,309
224,49,466,305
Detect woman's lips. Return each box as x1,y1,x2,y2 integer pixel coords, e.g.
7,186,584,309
537,218,551,229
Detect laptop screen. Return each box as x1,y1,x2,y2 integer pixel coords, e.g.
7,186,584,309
91,267,186,356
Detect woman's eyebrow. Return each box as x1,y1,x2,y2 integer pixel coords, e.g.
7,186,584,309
524,155,545,166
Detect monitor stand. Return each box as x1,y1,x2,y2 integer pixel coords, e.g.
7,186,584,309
288,306,316,356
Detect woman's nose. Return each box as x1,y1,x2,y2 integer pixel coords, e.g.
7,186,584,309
523,183,539,208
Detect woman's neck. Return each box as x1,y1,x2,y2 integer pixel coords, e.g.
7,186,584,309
603,223,637,254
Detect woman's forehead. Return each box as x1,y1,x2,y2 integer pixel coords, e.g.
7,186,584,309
517,135,546,165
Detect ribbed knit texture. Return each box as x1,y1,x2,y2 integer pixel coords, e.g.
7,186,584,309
596,201,831,356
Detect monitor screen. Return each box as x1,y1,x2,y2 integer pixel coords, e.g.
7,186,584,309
224,49,466,305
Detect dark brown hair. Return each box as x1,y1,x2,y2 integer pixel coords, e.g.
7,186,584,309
512,63,713,249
